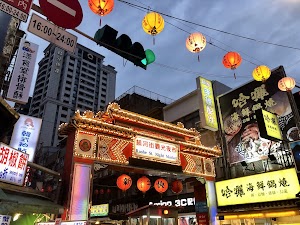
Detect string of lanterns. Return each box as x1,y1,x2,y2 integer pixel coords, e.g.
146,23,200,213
116,174,184,195
87,1,298,87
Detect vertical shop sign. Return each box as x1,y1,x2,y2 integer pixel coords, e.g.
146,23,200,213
10,114,42,162
197,77,218,131
7,39,38,104
256,109,283,141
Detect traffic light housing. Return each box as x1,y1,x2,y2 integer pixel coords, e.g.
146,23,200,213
94,25,148,70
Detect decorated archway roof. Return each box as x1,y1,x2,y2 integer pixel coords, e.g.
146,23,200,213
58,103,222,158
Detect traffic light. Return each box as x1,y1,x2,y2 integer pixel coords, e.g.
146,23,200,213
141,49,155,66
94,25,149,70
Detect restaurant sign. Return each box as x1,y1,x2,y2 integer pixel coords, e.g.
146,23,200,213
256,109,282,141
90,204,109,217
0,142,28,186
197,77,218,131
133,135,180,165
215,168,300,206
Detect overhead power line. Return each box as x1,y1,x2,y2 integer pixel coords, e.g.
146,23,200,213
118,0,300,51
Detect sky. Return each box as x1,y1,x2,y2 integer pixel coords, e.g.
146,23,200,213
19,0,300,102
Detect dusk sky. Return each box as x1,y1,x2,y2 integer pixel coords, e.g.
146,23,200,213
21,0,300,101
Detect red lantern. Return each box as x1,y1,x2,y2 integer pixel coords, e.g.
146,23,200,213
117,174,132,192
99,189,104,194
223,52,242,79
171,180,183,194
88,0,114,25
94,189,99,195
278,77,296,92
137,176,151,193
154,178,168,194
106,188,111,194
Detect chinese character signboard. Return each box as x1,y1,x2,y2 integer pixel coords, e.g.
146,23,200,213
0,142,28,186
197,77,218,131
256,109,282,141
7,39,38,104
0,215,11,225
10,114,42,162
0,0,33,22
217,66,299,164
133,136,180,165
215,168,300,206
90,204,109,217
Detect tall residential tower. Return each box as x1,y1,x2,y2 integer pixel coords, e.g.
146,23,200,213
29,43,117,148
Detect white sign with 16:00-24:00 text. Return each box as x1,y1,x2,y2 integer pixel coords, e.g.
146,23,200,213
27,13,77,53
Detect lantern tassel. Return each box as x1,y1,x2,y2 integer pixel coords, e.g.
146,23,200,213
234,72,236,79
99,18,102,26
198,55,200,62
153,36,155,45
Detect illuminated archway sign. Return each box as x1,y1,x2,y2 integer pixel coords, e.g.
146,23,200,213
58,103,221,220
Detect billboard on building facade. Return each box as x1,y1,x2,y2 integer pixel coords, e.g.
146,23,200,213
10,114,42,162
7,38,38,104
217,66,299,164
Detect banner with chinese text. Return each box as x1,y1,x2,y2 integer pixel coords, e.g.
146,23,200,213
0,142,28,186
217,66,299,164
10,114,42,162
197,77,218,131
215,168,300,206
7,39,38,104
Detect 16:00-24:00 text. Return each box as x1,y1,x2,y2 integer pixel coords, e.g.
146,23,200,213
31,19,75,47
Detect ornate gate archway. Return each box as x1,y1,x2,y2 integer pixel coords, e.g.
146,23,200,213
58,103,221,221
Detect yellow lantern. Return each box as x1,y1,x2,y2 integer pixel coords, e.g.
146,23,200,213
142,12,164,44
252,65,271,82
278,77,296,91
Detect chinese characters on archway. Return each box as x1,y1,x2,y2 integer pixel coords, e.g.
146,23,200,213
134,136,179,165
0,143,28,186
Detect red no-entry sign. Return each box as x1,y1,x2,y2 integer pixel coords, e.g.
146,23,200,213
39,0,83,29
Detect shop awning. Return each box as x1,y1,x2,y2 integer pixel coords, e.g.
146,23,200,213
0,188,64,215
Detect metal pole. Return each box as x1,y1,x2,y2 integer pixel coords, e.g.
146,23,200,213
287,90,300,132
27,161,61,177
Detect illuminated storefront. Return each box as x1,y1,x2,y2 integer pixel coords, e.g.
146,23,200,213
215,66,300,225
216,168,300,224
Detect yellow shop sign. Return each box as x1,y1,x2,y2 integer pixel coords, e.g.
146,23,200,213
216,168,300,206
